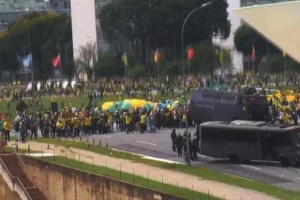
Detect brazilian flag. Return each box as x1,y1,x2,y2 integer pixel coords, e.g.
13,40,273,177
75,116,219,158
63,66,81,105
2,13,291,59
272,94,281,105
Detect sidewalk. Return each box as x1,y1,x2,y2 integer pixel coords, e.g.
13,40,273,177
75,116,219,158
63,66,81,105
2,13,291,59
11,141,278,200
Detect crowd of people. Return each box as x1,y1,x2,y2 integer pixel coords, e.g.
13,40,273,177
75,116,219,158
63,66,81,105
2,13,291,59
1,73,300,154
0,98,191,143
1,73,299,100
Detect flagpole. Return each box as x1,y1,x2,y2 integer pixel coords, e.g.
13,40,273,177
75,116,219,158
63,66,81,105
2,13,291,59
284,54,287,80
92,60,95,92
252,58,255,76
251,45,255,76
157,62,160,84
124,64,126,78
59,53,62,82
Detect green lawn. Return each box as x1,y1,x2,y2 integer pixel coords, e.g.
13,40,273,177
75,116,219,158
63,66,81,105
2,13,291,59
3,146,40,154
0,92,177,119
34,138,300,200
40,156,219,200
0,95,120,119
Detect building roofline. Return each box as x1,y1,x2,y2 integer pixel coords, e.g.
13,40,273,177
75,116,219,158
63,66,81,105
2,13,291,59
232,0,300,12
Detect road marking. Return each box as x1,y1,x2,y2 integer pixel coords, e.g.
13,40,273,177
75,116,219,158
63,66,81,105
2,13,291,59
100,135,112,138
240,165,261,171
222,173,254,181
136,141,157,146
296,177,300,180
143,156,182,164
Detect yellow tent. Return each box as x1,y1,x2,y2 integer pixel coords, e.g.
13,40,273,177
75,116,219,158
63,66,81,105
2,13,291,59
102,102,115,110
130,99,147,108
147,101,157,109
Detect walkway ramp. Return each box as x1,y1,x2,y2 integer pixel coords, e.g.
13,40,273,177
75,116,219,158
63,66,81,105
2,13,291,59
0,154,47,200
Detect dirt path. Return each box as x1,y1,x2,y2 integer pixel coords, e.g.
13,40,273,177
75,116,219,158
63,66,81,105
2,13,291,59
11,141,279,200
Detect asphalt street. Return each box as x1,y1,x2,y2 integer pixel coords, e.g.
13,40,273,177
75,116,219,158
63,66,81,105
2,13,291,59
79,128,300,192
12,127,300,191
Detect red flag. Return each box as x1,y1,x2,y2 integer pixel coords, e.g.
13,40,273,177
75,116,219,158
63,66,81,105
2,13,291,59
51,54,61,68
154,50,160,63
187,48,195,61
251,45,256,62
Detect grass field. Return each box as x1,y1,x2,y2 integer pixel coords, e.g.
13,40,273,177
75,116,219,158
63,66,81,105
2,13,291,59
0,92,175,119
3,146,41,154
0,95,120,119
33,138,300,200
39,156,219,200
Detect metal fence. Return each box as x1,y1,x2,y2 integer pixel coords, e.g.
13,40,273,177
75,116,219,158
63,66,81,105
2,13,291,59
15,140,246,200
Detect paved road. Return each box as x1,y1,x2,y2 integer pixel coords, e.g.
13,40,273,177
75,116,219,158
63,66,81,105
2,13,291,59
13,128,300,191
78,128,300,192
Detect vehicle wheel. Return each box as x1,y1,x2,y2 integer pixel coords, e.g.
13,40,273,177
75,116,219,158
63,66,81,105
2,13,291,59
242,159,250,164
280,157,290,167
228,154,239,163
231,117,238,121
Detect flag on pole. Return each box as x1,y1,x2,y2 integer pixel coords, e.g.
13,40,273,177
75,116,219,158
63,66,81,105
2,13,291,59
154,50,160,63
122,53,128,66
22,54,32,68
51,54,61,68
251,45,256,62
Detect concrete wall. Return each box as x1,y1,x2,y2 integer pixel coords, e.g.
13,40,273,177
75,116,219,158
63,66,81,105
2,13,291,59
0,175,21,200
21,156,184,200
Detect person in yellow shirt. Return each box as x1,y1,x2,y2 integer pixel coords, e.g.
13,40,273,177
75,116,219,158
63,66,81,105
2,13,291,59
108,113,113,131
73,117,80,137
56,119,63,138
140,113,146,133
3,119,11,142
125,113,131,134
84,115,92,135
182,114,187,128
282,112,290,124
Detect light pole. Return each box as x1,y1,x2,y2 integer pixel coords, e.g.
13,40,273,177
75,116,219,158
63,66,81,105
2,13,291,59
283,52,287,80
25,8,36,121
86,37,95,92
181,1,212,166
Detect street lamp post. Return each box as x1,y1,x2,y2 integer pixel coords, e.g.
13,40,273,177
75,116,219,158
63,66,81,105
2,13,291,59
25,9,36,121
181,2,212,166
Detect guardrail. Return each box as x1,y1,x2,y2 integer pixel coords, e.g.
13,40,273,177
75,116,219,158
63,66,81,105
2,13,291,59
12,144,53,200
0,156,33,200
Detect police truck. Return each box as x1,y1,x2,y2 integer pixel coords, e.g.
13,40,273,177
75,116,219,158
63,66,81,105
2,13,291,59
189,87,270,123
200,120,300,166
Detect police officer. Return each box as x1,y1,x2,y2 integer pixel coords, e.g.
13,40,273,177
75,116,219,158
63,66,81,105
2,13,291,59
171,129,177,152
191,137,198,161
175,133,183,157
20,118,27,143
194,125,200,152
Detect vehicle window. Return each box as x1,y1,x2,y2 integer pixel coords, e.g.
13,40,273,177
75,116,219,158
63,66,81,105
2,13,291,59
248,96,268,105
238,96,246,105
202,94,222,101
269,133,292,147
248,132,258,143
223,95,236,102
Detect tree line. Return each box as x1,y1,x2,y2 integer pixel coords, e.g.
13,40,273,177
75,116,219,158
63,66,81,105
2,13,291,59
234,24,300,73
0,0,234,80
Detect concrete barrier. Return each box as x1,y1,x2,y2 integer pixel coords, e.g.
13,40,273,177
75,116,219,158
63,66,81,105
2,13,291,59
21,155,184,200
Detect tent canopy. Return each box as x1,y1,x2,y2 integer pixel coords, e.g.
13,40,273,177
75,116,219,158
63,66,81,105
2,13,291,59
233,1,300,63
